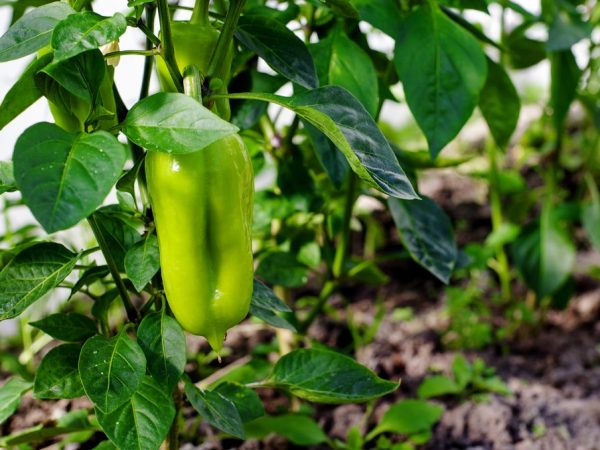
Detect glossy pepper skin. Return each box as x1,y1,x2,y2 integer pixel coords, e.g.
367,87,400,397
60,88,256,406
149,20,254,352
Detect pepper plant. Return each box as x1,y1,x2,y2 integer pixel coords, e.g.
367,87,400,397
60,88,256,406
0,0,598,449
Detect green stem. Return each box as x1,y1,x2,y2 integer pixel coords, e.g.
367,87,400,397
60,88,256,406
140,5,157,100
191,0,210,25
183,65,204,102
207,0,246,79
333,174,357,278
88,216,138,323
103,49,159,59
136,13,161,47
157,0,183,91
167,385,182,450
487,143,511,302
299,280,338,333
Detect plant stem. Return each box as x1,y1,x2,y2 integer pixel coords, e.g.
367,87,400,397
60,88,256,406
333,174,357,278
191,0,210,25
299,280,337,333
207,0,246,79
166,385,182,450
487,143,512,302
157,0,183,91
103,49,159,59
88,215,138,323
140,4,157,100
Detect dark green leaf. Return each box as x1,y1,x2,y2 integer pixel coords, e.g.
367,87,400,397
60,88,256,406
0,242,78,320
269,348,398,403
122,93,238,154
51,12,127,62
550,49,580,132
79,332,146,413
70,265,110,298
30,312,97,341
0,378,32,424
366,400,443,440
394,3,487,157
0,2,74,62
350,0,402,38
0,53,52,130
185,381,245,439
245,414,327,446
213,382,265,423
504,23,546,69
439,0,488,12
225,87,417,199
250,279,296,331
388,197,457,284
303,122,350,188
323,0,359,18
547,7,592,51
124,234,160,292
41,49,105,103
235,15,318,89
33,344,84,399
479,57,521,148
96,376,174,450
13,123,127,233
137,311,186,391
417,375,460,399
311,26,378,116
257,252,309,288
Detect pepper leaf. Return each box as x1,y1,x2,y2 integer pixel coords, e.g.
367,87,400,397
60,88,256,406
0,378,33,425
221,87,417,199
0,1,74,62
30,312,97,342
122,93,239,154
124,234,160,292
33,343,85,399
0,242,79,321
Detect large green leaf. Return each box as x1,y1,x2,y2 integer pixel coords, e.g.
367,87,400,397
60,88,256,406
0,378,33,425
13,123,127,233
137,311,186,391
394,3,487,158
546,4,592,52
51,12,127,62
121,93,239,154
124,234,160,292
184,381,245,439
33,343,84,399
550,49,581,132
0,1,74,62
268,348,398,403
0,242,78,320
30,312,97,342
213,382,265,423
0,53,52,130
79,332,146,413
350,0,402,38
235,14,317,89
96,376,175,450
479,57,521,148
388,197,457,284
223,87,417,199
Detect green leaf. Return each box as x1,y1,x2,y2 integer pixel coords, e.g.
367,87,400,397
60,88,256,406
323,0,360,18
388,197,457,284
582,180,600,253
257,251,309,288
0,161,17,194
235,15,318,89
513,206,576,299
79,332,146,413
350,0,402,38
0,1,74,62
303,122,350,188
122,93,239,155
417,375,460,399
33,343,84,399
0,242,78,320
479,57,521,148
224,87,417,199
184,381,245,439
504,23,546,69
137,311,186,392
70,265,110,298
245,414,327,446
311,26,378,117
547,6,592,51
0,53,52,130
213,382,265,423
96,376,174,450
394,3,487,157
124,234,160,292
13,123,127,233
0,378,32,425
90,206,142,273
268,348,398,403
366,400,443,440
41,49,105,103
51,12,127,62
30,312,97,341
250,279,296,331
439,0,488,12
550,49,581,132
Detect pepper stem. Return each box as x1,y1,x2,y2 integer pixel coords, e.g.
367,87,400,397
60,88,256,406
157,0,183,91
191,0,210,26
207,0,245,80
